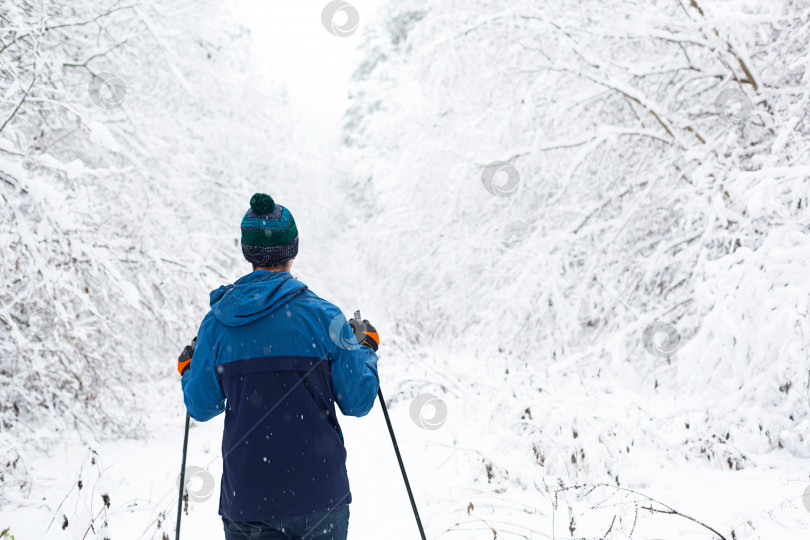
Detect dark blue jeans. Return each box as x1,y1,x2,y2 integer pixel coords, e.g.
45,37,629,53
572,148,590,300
222,504,350,540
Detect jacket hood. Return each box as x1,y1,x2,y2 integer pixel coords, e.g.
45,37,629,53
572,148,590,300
209,270,308,327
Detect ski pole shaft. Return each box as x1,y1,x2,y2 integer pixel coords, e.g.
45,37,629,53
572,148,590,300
377,387,427,540
176,413,190,540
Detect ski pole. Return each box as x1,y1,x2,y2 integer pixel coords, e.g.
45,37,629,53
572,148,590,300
176,413,190,540
354,311,427,540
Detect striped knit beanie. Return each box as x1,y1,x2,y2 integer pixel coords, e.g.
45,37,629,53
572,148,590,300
241,193,299,267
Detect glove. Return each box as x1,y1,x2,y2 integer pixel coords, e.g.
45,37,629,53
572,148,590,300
349,318,379,352
177,337,197,376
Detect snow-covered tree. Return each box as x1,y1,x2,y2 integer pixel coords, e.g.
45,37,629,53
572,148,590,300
345,0,810,535
0,0,308,502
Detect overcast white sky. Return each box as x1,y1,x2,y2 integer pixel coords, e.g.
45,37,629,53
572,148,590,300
233,0,380,126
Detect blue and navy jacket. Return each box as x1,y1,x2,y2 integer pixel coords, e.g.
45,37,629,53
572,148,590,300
181,270,379,521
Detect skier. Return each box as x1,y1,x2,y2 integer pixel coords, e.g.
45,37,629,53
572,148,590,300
177,193,380,540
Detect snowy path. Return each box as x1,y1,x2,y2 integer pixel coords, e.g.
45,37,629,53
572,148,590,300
2,385,440,539
3,381,810,539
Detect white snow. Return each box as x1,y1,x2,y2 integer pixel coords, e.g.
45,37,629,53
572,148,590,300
2,0,810,539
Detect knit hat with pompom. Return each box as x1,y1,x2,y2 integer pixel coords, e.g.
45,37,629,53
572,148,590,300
240,193,299,267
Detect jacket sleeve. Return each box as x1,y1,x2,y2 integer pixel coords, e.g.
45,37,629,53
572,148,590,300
181,314,226,422
328,314,379,417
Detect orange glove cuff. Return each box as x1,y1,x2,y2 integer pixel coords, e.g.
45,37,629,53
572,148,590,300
363,331,379,348
178,358,191,376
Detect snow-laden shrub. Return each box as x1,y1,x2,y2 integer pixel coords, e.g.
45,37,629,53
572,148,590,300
345,0,810,494
0,0,318,476
0,433,30,505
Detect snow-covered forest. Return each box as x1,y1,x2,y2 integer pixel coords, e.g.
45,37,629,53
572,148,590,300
2,0,809,538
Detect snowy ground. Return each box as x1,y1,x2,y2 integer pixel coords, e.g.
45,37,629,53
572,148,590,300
1,382,440,539
3,373,809,539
